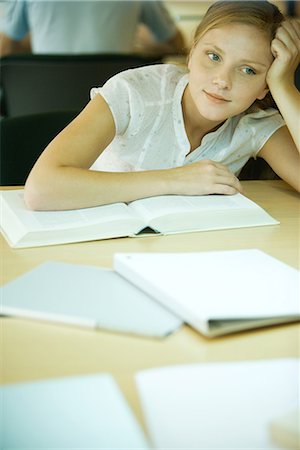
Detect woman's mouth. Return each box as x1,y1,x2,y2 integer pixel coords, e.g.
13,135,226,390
203,91,231,103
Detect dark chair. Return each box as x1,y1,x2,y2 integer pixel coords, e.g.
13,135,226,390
239,157,280,180
0,110,77,185
0,53,162,117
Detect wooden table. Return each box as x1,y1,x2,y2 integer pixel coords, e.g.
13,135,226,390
1,180,299,428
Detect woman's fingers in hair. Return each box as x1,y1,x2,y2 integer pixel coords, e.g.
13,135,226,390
269,19,300,82
275,20,300,54
285,18,300,41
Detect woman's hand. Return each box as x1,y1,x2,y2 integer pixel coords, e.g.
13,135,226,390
266,19,300,89
167,160,243,196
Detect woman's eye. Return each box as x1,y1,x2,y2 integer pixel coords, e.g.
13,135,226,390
242,67,256,75
208,52,220,62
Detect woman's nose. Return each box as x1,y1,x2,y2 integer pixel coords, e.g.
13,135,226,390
212,70,232,90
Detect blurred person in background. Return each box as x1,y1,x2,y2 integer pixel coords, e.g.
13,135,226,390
0,0,185,56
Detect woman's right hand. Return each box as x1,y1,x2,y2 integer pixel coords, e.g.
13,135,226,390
166,159,243,196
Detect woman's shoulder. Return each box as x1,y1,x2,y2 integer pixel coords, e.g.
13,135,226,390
91,63,188,106
230,106,285,133
100,63,187,90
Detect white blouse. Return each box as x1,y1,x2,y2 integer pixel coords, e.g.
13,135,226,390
90,64,285,175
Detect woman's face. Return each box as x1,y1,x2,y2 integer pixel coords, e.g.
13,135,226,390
186,23,274,123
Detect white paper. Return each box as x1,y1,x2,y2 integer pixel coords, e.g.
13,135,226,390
1,261,182,338
1,373,150,448
136,359,300,449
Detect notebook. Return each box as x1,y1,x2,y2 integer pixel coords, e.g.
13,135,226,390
136,358,299,449
114,249,300,337
1,373,150,448
0,261,182,338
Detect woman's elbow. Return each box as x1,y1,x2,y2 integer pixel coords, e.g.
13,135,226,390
24,179,44,210
24,169,54,210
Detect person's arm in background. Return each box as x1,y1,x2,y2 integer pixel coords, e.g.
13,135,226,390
0,0,31,56
0,32,31,56
134,24,185,56
136,0,186,56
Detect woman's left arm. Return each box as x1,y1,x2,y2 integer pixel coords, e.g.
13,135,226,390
266,19,300,151
258,19,300,192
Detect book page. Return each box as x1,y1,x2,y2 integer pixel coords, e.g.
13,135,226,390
136,359,299,449
128,193,259,223
1,190,138,231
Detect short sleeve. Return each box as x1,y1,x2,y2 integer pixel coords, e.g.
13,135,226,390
140,1,176,42
0,1,29,40
90,70,145,136
248,109,285,156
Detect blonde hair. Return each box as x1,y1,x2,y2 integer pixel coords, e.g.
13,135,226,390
191,1,285,109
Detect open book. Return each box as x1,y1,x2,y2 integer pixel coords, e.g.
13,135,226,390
0,189,279,248
114,249,300,337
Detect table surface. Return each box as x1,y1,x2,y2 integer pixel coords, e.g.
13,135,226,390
1,180,299,428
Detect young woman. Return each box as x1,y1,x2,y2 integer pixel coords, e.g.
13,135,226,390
24,0,300,210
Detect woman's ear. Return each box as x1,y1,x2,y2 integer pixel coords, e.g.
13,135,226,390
257,86,269,100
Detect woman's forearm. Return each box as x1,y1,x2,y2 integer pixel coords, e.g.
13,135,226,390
270,82,300,152
24,160,242,211
24,166,172,211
